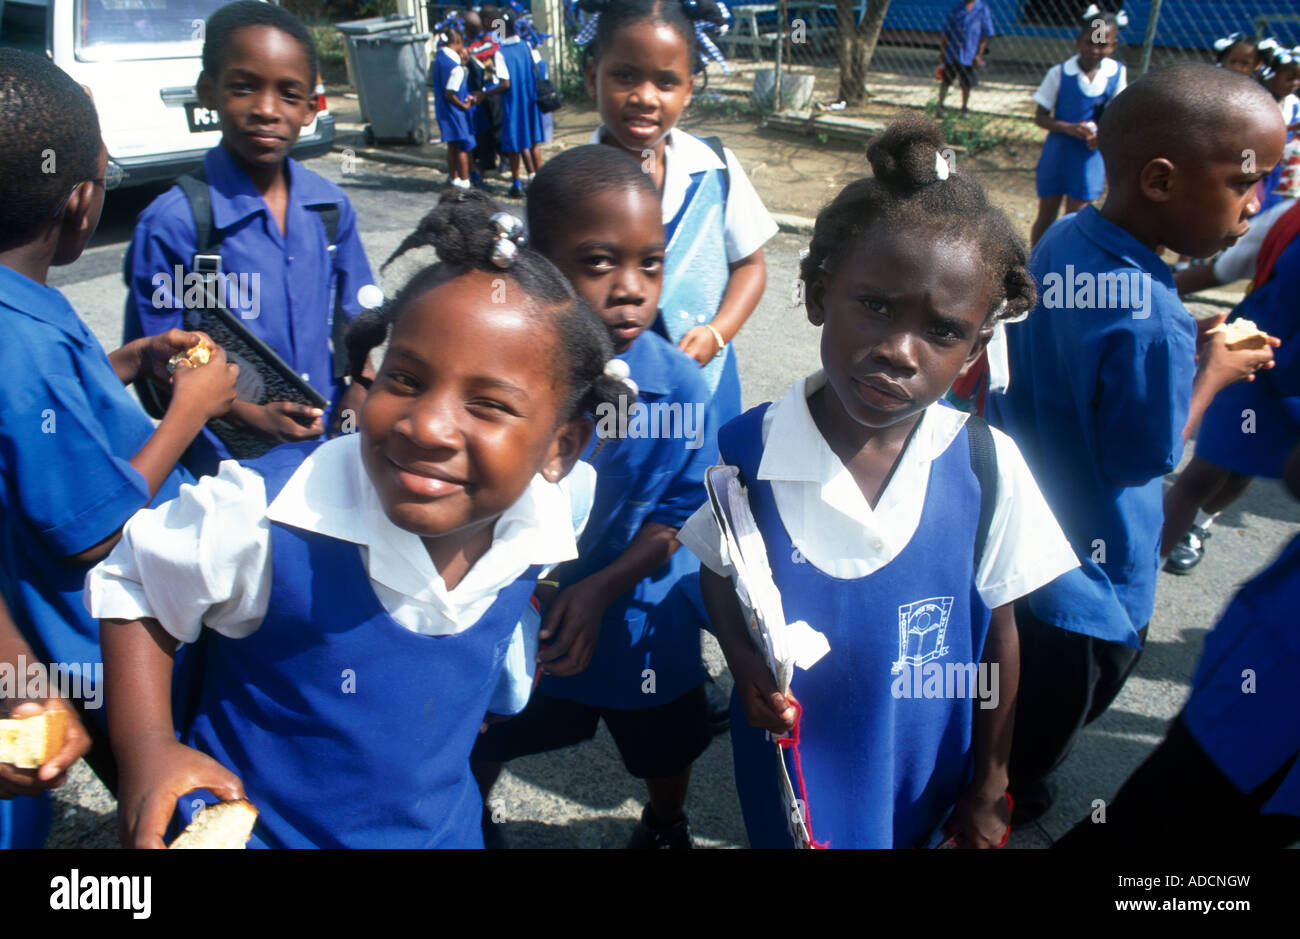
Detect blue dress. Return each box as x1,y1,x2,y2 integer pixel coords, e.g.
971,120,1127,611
1035,59,1123,202
175,442,539,848
499,39,543,153
536,332,717,709
1194,222,1300,478
658,145,743,426
721,404,992,849
431,47,476,149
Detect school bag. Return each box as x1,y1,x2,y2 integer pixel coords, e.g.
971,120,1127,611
535,75,563,112
134,168,348,460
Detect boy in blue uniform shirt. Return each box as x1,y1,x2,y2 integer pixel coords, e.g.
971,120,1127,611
0,48,237,845
473,146,718,849
987,64,1284,821
938,0,995,118
1057,443,1300,849
124,1,377,467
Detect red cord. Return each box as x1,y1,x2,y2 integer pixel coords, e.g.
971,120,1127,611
777,697,829,849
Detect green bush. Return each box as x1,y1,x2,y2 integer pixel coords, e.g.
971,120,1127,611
923,100,1007,156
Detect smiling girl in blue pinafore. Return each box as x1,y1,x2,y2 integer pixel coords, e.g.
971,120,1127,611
576,0,777,427
679,115,1079,849
1029,7,1127,247
86,191,632,849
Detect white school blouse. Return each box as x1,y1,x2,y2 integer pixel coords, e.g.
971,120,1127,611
676,371,1079,610
85,432,594,643
588,126,779,264
1032,55,1127,112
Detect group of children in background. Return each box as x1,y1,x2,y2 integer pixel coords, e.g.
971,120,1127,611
432,4,552,198
1,0,1298,851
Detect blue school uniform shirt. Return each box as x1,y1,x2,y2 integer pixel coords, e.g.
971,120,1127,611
943,0,994,66
177,442,538,848
1181,533,1300,817
122,144,375,462
0,265,192,684
987,207,1197,646
536,331,716,709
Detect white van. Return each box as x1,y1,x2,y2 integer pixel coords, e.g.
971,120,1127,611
0,0,334,187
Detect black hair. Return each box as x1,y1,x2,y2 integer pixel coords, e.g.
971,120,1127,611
0,48,102,252
1098,63,1278,178
1214,32,1263,65
201,1,319,84
348,188,632,422
526,145,659,253
800,112,1034,328
577,0,727,74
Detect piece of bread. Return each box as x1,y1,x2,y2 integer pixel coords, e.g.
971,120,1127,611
169,800,259,849
1217,318,1270,350
167,340,214,372
0,708,68,769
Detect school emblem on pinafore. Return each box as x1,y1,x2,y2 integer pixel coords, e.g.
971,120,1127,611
891,597,954,673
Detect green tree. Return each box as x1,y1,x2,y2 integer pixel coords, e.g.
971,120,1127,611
835,0,891,104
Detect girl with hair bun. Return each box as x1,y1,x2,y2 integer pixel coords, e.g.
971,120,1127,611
677,114,1079,848
89,189,631,849
576,0,777,426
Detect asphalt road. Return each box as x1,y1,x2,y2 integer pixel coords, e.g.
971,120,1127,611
42,149,1300,849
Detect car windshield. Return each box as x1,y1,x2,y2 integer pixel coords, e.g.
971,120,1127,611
76,0,230,61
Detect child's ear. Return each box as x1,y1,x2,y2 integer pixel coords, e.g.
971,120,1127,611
805,273,827,327
683,72,695,110
956,325,995,377
196,71,217,110
541,416,594,484
1139,157,1176,203
300,90,319,128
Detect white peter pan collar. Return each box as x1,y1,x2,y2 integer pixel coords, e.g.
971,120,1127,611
587,126,726,224
756,370,969,525
266,433,580,609
1061,54,1119,95
440,46,462,66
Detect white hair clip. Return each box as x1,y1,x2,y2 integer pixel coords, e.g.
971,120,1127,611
935,150,950,181
604,358,638,397
993,297,1028,324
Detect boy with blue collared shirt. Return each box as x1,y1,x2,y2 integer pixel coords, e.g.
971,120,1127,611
125,1,376,469
938,0,995,117
986,64,1284,821
0,48,237,847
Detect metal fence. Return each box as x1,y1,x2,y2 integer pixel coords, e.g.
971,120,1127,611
713,0,1300,124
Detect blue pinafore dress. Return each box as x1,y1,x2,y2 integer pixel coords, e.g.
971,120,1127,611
1035,59,1123,202
432,47,476,150
499,40,544,154
720,405,992,848
658,146,743,425
175,442,539,848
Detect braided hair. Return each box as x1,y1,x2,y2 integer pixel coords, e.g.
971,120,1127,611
347,188,633,422
577,0,727,74
800,112,1035,328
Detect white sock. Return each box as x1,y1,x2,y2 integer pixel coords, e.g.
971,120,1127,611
1194,509,1219,531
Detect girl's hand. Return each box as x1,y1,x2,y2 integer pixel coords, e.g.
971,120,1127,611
116,738,245,849
535,577,612,677
137,329,215,384
943,783,1012,849
728,641,796,736
678,325,722,367
0,699,91,798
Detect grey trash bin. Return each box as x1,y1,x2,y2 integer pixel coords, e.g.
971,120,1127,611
349,30,432,146
336,15,417,122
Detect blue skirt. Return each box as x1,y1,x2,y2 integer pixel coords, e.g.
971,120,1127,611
1036,132,1105,202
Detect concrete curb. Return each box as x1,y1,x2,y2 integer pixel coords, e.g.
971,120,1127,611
334,142,820,235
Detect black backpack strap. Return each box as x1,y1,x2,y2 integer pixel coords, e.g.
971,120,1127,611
175,168,223,329
702,135,731,201
305,202,347,382
966,415,998,575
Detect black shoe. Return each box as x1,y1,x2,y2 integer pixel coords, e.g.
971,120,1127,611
1009,778,1055,825
1164,524,1210,575
704,676,730,735
627,804,693,849
481,805,508,850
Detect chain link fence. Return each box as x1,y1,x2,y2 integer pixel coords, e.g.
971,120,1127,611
708,1,1300,137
